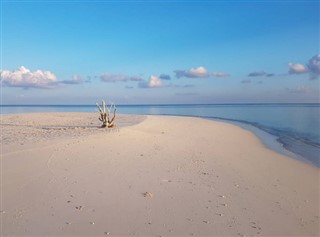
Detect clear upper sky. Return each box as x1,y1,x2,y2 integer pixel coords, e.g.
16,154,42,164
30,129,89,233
1,0,319,104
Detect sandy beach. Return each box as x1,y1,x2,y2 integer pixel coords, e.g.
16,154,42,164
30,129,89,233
1,112,319,236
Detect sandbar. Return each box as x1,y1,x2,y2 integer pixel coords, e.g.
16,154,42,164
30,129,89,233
1,113,319,236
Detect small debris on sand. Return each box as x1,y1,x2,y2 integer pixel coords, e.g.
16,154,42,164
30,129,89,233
143,192,153,198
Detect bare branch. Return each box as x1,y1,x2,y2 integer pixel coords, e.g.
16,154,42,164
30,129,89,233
96,99,117,128
96,102,103,113
102,100,106,114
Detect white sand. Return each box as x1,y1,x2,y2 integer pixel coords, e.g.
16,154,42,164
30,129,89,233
1,113,319,236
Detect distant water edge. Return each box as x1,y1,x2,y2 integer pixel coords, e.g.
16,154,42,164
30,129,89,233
1,104,319,167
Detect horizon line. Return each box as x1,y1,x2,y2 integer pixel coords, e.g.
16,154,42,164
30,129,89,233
1,102,320,106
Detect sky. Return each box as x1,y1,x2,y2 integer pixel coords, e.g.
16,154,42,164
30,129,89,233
0,0,319,105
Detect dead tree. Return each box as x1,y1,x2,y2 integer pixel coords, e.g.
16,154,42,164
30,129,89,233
96,100,116,128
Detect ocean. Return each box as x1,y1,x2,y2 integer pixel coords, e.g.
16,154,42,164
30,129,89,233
1,103,319,167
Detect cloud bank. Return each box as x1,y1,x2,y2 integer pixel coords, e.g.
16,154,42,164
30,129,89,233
100,73,143,82
212,72,230,77
0,66,58,89
159,74,171,80
248,71,274,77
60,75,85,85
307,54,320,79
174,66,209,78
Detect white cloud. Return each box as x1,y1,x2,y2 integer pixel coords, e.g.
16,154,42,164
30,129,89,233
148,75,163,88
60,74,84,84
0,66,58,89
100,73,143,82
189,66,209,78
288,55,319,79
139,75,163,88
288,62,308,74
174,66,209,78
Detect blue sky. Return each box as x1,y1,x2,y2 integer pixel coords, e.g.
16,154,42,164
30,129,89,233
1,0,319,104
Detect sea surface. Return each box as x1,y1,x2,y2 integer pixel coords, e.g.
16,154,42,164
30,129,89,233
1,104,319,167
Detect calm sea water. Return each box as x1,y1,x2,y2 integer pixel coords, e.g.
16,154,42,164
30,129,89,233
1,104,319,167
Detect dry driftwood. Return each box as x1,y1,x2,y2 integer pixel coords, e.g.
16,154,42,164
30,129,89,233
96,100,116,128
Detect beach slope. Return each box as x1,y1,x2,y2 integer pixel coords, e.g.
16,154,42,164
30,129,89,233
1,113,319,236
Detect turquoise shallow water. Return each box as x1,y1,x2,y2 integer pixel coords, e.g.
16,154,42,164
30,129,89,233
1,104,319,167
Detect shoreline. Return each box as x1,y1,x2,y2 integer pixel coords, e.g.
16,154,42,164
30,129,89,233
1,113,319,236
151,114,319,170
144,114,319,168
1,104,319,168
1,111,319,168
207,117,319,168
1,111,318,168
